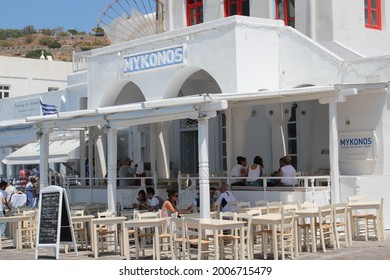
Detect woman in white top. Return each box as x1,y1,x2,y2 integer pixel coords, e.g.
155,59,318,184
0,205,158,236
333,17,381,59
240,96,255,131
246,156,264,186
276,156,296,186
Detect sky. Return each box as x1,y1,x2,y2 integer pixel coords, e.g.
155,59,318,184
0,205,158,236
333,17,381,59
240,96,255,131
0,0,113,33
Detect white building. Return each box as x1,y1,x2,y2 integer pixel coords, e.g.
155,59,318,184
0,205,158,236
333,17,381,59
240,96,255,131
0,0,389,225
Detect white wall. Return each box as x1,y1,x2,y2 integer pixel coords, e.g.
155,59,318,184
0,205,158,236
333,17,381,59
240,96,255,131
332,0,390,57
0,56,71,98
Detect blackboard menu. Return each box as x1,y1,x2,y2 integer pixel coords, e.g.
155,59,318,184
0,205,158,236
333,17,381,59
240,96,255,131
38,192,60,244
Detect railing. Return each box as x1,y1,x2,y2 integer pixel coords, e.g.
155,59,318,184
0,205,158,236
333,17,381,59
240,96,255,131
72,50,92,72
63,175,158,189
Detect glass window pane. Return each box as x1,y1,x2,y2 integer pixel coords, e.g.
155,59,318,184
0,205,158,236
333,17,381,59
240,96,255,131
288,140,297,154
243,1,250,16
230,4,237,15
372,0,377,9
371,11,377,25
288,123,297,138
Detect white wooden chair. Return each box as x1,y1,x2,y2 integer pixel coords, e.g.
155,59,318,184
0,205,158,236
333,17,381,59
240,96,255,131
70,209,88,250
218,211,239,259
316,205,336,252
169,216,187,260
96,211,118,255
184,217,214,260
332,202,349,249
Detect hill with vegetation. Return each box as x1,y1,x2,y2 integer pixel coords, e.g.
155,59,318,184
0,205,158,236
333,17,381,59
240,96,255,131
0,25,110,62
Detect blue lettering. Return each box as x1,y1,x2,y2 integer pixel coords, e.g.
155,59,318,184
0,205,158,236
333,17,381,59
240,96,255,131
340,137,373,147
123,46,184,73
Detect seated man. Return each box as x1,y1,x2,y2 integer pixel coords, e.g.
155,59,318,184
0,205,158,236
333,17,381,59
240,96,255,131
216,182,238,212
230,156,247,186
146,187,164,211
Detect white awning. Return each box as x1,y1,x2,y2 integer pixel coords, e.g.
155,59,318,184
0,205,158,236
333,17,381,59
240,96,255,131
0,124,36,148
2,139,81,165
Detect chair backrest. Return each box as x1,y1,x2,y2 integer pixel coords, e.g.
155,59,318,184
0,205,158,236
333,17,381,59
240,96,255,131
137,211,160,220
299,202,317,210
71,209,85,216
219,211,236,221
282,204,298,213
332,202,348,224
267,201,282,213
281,211,295,233
348,195,368,202
184,217,202,241
97,211,114,218
170,216,186,240
246,208,262,217
318,204,333,224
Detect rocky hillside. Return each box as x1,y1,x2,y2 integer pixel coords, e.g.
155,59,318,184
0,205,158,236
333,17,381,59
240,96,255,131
0,33,110,62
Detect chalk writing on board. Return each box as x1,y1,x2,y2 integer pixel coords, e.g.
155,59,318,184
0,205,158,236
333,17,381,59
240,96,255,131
38,192,60,244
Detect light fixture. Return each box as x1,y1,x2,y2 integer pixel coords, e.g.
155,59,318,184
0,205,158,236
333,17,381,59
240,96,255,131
102,124,110,134
345,120,350,125
251,110,256,117
268,110,273,115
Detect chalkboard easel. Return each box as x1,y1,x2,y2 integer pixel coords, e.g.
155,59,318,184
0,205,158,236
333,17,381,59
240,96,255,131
35,185,77,259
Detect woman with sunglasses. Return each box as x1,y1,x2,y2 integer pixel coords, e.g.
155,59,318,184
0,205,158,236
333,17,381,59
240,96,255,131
161,189,192,229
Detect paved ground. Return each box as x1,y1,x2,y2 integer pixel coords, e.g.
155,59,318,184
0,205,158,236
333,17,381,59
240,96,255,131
1,231,390,260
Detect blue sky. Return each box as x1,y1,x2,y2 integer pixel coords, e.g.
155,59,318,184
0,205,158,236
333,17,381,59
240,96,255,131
0,0,111,32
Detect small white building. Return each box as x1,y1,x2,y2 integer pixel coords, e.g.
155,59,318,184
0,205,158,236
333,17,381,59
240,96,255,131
1,0,389,226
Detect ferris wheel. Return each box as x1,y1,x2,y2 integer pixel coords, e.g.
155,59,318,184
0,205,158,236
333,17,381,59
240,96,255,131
98,0,164,44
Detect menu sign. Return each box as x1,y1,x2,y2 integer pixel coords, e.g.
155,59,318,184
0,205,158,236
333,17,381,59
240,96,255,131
38,192,60,244
35,186,77,259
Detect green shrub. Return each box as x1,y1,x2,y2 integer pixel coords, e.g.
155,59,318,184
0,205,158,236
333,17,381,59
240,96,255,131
48,40,61,49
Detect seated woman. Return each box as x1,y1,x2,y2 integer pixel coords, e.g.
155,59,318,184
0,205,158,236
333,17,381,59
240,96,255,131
276,156,297,186
131,189,149,210
161,189,192,228
246,156,264,186
161,189,192,216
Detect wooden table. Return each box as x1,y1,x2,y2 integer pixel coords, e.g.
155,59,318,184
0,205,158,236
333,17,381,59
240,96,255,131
295,208,319,253
122,218,167,260
251,213,299,260
0,214,36,250
91,216,127,258
198,218,245,260
348,200,385,242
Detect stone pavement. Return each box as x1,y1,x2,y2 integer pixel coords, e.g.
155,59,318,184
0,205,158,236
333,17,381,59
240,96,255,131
1,231,389,260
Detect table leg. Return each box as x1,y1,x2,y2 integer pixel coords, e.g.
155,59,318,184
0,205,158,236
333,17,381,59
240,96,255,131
93,224,98,258
135,229,140,259
239,226,244,260
294,220,299,258
123,226,130,260
376,207,383,241
310,217,316,253
16,221,21,249
272,224,278,260
155,225,160,260
213,229,219,260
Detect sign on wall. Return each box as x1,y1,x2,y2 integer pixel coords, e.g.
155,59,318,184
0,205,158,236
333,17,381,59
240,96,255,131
123,45,184,74
339,131,376,161
13,98,40,118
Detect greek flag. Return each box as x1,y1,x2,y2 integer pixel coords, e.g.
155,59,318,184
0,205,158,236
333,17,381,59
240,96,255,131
40,100,58,115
